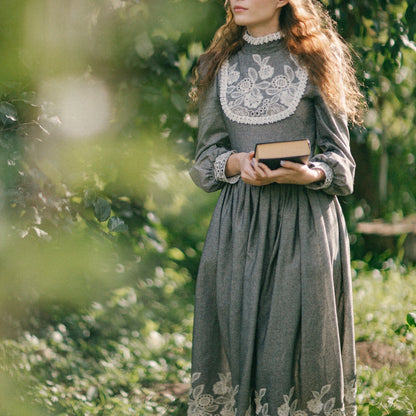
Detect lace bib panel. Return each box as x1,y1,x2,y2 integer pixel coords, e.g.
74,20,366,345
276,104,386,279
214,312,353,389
219,52,308,125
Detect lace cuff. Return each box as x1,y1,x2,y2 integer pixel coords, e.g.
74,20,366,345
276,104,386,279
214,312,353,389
214,151,240,184
306,161,333,190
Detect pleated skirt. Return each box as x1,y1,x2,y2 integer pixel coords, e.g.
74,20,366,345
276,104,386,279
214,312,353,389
188,181,356,416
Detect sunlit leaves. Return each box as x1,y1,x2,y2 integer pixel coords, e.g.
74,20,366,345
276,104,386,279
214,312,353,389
406,312,416,328
94,198,112,222
108,216,128,232
326,1,416,218
0,262,193,415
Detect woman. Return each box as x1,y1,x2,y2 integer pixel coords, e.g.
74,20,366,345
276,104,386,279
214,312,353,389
188,0,363,415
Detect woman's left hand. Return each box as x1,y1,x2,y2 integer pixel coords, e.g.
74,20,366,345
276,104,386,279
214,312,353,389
247,159,325,186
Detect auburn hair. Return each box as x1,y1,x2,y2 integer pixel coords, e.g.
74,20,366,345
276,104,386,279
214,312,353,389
190,0,364,125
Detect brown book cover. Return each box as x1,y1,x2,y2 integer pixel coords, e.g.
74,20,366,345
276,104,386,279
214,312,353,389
254,139,310,170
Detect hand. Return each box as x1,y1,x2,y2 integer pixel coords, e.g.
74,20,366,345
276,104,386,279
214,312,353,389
239,152,277,186
244,157,325,186
226,152,325,186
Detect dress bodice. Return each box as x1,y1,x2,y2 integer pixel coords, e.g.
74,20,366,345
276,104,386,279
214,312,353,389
217,32,317,153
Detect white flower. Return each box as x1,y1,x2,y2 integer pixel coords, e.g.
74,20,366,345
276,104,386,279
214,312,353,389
213,382,227,395
272,75,289,89
307,398,324,414
277,402,290,416
238,77,255,93
231,66,270,110
197,394,215,407
213,374,231,396
344,380,356,404
220,53,308,124
253,54,274,80
244,91,263,109
188,384,219,415
188,373,351,416
259,64,274,80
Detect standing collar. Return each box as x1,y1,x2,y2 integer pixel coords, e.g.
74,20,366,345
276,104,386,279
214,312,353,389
243,30,283,46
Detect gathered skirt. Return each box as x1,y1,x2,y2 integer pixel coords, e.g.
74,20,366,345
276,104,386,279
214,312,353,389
188,181,356,416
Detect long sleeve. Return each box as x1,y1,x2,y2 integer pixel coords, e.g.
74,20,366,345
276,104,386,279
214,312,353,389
189,76,238,193
307,93,356,196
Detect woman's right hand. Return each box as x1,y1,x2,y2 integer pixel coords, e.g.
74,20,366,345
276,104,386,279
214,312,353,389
226,152,276,186
239,152,278,186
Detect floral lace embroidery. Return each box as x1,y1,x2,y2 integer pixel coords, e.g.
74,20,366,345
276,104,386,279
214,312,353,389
188,372,357,416
214,151,240,184
306,161,333,190
219,53,308,125
188,372,238,416
243,31,283,45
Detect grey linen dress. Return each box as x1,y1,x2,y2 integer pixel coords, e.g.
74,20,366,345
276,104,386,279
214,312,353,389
188,31,357,416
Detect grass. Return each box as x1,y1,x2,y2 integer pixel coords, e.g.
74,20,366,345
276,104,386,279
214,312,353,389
352,260,416,415
0,259,416,415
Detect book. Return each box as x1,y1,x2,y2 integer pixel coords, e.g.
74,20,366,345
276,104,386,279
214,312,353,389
254,139,310,170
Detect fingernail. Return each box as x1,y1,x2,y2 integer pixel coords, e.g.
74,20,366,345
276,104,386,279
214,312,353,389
280,160,286,166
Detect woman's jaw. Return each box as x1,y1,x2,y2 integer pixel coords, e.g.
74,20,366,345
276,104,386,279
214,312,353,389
230,0,286,37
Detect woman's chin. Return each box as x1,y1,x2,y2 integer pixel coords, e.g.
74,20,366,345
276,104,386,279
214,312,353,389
233,17,250,27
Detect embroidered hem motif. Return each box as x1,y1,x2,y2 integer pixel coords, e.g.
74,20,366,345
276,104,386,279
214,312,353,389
188,372,357,416
219,54,308,125
243,31,283,45
214,151,240,184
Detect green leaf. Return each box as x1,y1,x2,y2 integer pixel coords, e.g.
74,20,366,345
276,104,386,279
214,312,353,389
0,102,18,126
394,324,408,336
406,312,416,327
369,405,383,416
387,410,409,416
108,216,128,232
94,198,111,222
168,247,185,261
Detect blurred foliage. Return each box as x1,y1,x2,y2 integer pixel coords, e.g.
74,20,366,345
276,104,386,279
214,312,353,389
0,0,416,414
1,259,416,415
352,260,416,415
0,0,221,330
1,269,193,415
324,0,416,224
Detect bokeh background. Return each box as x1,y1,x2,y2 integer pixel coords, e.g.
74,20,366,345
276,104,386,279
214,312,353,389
0,0,416,415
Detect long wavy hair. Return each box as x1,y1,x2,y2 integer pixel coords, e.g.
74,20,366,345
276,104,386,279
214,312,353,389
190,0,364,125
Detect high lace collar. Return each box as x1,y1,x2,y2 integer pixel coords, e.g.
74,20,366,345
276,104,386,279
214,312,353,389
243,30,283,46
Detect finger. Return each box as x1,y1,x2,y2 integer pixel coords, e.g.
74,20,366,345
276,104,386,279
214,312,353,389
242,166,258,180
256,162,273,174
248,157,262,173
280,160,302,170
252,162,269,178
